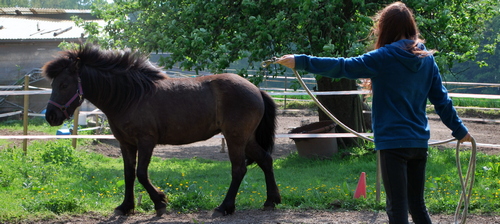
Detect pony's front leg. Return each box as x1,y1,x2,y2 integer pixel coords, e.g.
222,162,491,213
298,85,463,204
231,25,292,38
114,143,137,215
213,145,247,217
137,141,167,217
213,164,247,217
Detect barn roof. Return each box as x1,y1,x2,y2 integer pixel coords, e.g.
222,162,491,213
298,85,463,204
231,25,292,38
0,8,90,15
0,7,102,42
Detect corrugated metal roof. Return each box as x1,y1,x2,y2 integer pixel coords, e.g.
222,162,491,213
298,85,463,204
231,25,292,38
0,8,90,15
0,16,86,40
0,8,102,41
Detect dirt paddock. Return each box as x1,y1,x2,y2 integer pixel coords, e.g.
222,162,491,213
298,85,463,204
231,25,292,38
93,110,500,160
41,209,500,224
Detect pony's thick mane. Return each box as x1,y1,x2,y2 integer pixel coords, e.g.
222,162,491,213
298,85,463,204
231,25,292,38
43,44,166,114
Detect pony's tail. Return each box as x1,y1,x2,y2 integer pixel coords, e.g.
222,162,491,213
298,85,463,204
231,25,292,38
248,91,277,165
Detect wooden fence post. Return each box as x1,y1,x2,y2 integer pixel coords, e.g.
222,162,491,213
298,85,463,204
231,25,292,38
72,107,80,149
22,75,29,154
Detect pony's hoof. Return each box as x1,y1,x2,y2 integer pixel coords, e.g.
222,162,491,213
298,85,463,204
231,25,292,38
114,209,125,216
262,205,275,211
114,207,134,216
156,207,167,217
115,209,125,216
211,209,226,218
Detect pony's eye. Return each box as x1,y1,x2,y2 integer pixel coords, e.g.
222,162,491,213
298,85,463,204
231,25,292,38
60,83,69,89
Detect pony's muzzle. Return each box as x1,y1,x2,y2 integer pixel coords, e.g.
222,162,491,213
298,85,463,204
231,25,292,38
45,105,67,126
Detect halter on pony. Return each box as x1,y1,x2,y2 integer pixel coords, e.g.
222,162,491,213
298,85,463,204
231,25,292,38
48,75,84,119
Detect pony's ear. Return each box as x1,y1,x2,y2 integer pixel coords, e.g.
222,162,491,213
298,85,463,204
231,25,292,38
79,42,85,52
65,54,81,74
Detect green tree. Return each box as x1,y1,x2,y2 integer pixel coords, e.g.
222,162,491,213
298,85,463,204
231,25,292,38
447,14,500,94
81,0,499,146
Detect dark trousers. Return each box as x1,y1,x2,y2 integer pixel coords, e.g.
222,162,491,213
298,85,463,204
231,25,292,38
379,148,432,224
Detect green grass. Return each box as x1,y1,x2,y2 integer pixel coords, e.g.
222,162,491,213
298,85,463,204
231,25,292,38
451,97,500,108
278,100,318,110
0,138,499,222
0,119,499,222
0,117,61,134
272,95,313,100
271,94,318,109
426,105,500,119
277,96,500,113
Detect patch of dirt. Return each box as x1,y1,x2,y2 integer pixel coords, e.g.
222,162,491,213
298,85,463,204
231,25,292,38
34,209,500,224
5,110,500,223
84,110,500,160
0,129,48,151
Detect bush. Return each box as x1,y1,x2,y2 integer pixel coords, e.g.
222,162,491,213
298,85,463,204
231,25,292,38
40,141,81,166
23,197,83,214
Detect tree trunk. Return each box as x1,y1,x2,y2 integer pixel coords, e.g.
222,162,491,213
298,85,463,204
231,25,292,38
316,77,365,148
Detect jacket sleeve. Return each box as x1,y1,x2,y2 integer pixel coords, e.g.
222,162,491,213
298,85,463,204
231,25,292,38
427,62,468,140
294,50,382,79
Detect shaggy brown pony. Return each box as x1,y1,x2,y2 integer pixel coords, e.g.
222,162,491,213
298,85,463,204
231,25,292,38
42,44,281,217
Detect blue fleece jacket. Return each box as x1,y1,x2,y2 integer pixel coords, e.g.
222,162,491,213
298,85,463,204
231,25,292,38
294,39,468,150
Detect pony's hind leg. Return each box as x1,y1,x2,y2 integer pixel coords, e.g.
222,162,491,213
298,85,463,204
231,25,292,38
136,141,168,216
245,140,281,210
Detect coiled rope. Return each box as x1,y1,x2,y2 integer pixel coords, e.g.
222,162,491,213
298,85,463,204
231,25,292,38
262,58,476,224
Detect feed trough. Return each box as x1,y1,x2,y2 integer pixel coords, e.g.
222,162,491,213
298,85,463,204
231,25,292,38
289,120,338,159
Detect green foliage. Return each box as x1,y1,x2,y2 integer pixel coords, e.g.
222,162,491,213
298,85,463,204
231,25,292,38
40,141,81,166
23,197,82,214
0,164,15,188
169,189,208,213
84,0,373,77
84,0,499,81
446,14,500,92
58,41,81,51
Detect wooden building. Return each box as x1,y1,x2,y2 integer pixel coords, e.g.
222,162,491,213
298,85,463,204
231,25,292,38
0,7,101,114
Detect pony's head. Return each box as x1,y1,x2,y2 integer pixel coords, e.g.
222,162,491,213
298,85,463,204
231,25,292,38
43,44,166,126
42,46,84,126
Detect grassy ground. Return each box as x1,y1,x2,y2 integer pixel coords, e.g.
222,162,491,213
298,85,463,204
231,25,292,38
0,135,499,222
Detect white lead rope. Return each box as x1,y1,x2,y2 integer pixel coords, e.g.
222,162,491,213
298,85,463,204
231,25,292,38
263,58,476,223
454,139,477,224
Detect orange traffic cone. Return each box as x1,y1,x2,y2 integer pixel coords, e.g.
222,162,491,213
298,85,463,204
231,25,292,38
354,172,366,199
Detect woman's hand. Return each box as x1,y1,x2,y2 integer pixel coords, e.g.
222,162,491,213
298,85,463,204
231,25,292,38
275,55,296,69
459,133,473,143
